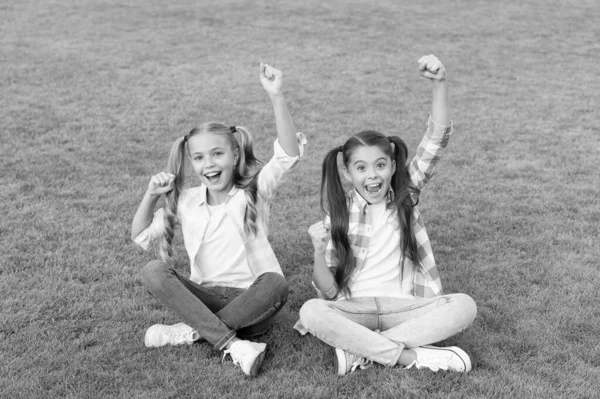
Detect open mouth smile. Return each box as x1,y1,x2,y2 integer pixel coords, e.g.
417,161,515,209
365,183,382,197
204,171,222,183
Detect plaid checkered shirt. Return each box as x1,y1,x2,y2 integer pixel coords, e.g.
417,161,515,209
322,117,452,299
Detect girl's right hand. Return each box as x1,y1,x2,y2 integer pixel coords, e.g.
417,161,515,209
146,172,176,196
418,54,446,81
308,220,331,254
260,63,283,96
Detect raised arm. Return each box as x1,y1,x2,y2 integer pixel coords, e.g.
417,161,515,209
131,171,175,241
259,63,299,157
406,55,453,192
417,54,450,126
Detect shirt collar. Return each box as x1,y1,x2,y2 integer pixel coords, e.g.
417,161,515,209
349,188,394,213
198,185,239,206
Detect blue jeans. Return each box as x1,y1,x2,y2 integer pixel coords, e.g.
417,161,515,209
142,260,289,350
295,294,477,366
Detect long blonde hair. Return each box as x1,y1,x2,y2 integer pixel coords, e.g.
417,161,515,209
159,122,263,266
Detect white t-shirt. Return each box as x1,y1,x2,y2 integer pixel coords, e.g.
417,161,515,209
347,201,414,299
194,202,255,289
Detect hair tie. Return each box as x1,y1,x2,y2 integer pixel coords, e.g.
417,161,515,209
338,145,344,152
183,134,189,143
230,126,237,133
388,138,396,152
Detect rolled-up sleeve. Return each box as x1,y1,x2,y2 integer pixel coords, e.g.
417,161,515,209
133,208,165,251
258,132,307,200
311,280,339,300
273,132,307,168
409,116,453,191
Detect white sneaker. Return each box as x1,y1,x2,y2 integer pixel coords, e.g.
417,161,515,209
334,348,373,375
144,322,200,348
406,345,472,372
222,340,267,377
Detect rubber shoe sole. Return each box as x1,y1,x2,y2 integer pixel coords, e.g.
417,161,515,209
420,345,472,372
333,348,345,375
248,350,266,377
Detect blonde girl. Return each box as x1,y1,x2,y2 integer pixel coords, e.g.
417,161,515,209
132,64,306,377
295,55,477,375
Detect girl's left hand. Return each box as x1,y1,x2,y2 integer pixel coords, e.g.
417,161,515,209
418,54,446,81
260,63,283,96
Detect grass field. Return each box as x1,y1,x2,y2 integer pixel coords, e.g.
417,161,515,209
1,0,599,398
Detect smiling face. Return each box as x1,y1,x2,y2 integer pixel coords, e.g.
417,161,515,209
343,144,396,204
187,132,238,205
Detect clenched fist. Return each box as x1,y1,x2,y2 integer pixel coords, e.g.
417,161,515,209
146,172,176,196
260,63,283,96
308,220,331,254
418,54,446,81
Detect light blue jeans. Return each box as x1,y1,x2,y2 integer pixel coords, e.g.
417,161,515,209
295,294,477,367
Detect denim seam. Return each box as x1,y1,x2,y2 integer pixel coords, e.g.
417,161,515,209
215,330,236,350
302,325,397,367
377,297,450,315
236,299,287,329
172,268,229,300
392,343,405,367
325,305,385,316
197,286,229,300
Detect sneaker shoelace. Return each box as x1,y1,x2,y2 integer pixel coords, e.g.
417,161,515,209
167,329,194,345
222,344,249,366
222,349,235,363
350,357,373,373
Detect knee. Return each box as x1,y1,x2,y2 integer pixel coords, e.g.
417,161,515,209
141,260,170,290
453,293,478,326
298,298,328,328
257,272,289,300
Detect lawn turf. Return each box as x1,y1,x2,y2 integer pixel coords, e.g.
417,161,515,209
1,0,599,398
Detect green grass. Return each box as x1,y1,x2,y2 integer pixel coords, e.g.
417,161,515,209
1,0,599,398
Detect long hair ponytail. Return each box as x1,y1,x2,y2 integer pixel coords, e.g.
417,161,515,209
321,147,355,298
325,132,421,297
159,136,188,266
231,125,263,236
157,123,265,265
387,135,420,261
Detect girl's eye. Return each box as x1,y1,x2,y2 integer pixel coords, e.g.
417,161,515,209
378,163,386,168
357,166,365,171
214,152,223,157
193,156,202,161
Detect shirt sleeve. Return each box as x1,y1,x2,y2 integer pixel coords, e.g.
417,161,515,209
408,116,453,192
133,208,165,251
323,215,338,269
310,215,340,300
257,132,307,200
311,280,339,300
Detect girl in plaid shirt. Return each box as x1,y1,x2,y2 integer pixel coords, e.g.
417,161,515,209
295,55,477,375
131,64,306,377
